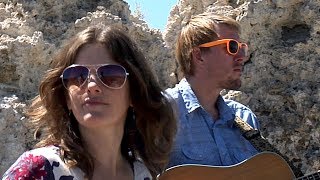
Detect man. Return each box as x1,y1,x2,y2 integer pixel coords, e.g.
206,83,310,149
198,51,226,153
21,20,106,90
166,13,260,168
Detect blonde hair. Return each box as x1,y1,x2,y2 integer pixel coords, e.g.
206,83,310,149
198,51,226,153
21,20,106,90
176,13,240,76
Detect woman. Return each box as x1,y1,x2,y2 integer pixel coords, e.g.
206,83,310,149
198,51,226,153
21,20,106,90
2,25,177,179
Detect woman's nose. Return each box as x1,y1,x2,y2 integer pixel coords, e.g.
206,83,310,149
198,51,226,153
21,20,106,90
86,74,102,93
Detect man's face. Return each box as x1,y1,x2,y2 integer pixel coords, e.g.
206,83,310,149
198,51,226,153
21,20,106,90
199,24,248,91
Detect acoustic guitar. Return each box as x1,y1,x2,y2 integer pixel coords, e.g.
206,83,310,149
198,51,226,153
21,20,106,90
158,152,320,180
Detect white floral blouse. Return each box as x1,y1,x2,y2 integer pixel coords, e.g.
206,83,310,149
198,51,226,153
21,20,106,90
2,146,152,180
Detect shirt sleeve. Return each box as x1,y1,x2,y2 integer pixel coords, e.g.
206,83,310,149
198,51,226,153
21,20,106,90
226,99,261,130
2,146,80,180
2,151,49,180
237,109,260,130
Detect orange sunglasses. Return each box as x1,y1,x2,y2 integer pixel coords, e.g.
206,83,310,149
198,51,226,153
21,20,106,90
199,39,248,57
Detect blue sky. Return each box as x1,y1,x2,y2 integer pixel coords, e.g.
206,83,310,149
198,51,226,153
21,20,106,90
125,0,178,31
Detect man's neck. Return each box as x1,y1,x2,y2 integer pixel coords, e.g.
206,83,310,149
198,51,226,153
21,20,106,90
186,76,222,120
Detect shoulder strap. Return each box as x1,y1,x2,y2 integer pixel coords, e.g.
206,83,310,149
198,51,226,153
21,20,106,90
234,116,304,178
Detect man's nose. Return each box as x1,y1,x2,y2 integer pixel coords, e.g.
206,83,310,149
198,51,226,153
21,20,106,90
235,46,249,63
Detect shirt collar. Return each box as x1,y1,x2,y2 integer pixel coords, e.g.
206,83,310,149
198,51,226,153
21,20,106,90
177,78,235,123
177,78,201,113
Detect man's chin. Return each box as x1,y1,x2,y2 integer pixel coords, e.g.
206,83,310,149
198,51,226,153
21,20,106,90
225,80,242,90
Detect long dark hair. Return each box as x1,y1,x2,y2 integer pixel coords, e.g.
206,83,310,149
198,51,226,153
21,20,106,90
27,25,177,178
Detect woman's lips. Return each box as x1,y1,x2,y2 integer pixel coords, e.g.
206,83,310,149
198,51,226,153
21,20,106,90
83,99,108,106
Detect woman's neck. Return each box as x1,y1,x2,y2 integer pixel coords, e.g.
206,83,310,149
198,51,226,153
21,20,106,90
80,125,133,179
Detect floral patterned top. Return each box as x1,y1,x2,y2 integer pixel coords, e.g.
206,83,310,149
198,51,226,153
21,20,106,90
2,146,152,180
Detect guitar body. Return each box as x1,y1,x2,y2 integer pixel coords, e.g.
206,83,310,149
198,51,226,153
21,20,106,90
159,152,296,180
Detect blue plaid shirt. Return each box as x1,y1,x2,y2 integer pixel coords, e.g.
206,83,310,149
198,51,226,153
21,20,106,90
166,78,260,168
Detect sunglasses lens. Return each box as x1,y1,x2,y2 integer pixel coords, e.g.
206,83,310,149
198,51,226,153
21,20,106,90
97,65,127,89
229,40,239,54
62,66,89,88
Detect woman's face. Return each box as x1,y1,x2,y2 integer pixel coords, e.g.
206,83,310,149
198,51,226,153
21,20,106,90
65,43,131,130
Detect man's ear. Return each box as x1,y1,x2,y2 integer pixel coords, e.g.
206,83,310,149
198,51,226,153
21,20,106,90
191,47,203,64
